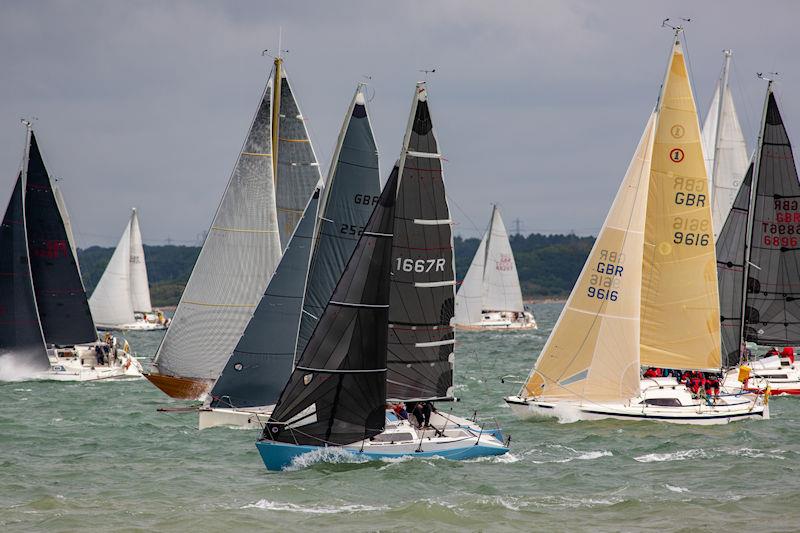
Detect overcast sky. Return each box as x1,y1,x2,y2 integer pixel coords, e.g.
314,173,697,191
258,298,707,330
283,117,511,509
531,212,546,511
1,1,798,247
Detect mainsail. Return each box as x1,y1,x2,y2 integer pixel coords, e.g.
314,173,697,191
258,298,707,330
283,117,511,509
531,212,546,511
88,219,136,327
739,89,800,348
296,86,380,359
129,208,152,313
454,205,524,325
273,60,321,249
152,75,282,383
25,132,97,347
265,170,398,446
0,171,49,370
639,39,721,372
701,50,749,236
209,189,319,409
387,84,456,402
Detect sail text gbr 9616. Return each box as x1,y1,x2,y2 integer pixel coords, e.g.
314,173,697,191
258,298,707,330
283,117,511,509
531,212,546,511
505,30,767,424
145,54,320,400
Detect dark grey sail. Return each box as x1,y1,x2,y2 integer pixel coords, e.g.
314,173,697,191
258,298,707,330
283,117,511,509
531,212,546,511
0,173,48,369
25,132,96,347
275,70,321,249
743,92,800,347
295,87,380,360
716,164,753,366
387,84,456,402
264,170,398,447
209,189,320,408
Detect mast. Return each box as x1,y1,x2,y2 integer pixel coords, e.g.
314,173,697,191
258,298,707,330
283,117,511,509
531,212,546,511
483,204,495,287
736,78,774,364
271,56,282,185
710,50,732,197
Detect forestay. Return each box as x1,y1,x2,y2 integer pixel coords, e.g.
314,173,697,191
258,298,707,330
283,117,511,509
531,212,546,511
154,77,282,380
387,84,456,402
209,190,319,409
522,114,654,401
25,132,97,347
89,219,136,327
640,40,721,372
0,173,49,370
265,170,398,447
296,87,380,360
129,209,152,313
701,51,749,236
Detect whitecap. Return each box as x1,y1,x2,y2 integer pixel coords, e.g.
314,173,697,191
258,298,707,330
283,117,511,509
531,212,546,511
283,447,369,471
665,484,690,493
466,452,521,464
633,449,706,463
243,499,387,514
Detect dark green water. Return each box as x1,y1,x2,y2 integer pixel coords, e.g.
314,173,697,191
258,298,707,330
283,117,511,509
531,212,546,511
1,303,799,532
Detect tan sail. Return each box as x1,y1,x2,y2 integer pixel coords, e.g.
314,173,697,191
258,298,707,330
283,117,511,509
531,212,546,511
640,40,721,371
523,113,655,401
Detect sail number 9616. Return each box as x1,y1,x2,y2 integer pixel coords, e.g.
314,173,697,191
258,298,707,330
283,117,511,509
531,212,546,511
395,258,446,273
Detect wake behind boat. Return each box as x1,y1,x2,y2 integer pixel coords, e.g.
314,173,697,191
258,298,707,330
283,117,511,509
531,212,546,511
504,30,766,425
454,205,536,330
0,124,141,382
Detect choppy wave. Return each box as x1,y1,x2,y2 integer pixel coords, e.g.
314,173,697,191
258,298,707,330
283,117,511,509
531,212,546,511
528,444,613,464
243,499,387,514
665,484,690,493
634,447,787,463
284,447,369,471
634,449,707,463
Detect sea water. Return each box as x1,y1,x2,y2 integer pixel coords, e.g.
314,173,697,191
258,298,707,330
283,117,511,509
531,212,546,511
1,303,799,531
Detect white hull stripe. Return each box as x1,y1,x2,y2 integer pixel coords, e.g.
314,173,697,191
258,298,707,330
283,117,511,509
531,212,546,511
415,339,456,348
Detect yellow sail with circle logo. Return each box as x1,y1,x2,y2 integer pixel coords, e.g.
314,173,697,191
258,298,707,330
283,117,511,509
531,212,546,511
640,39,721,371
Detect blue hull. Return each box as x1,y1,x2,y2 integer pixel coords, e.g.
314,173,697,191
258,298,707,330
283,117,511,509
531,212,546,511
256,439,510,471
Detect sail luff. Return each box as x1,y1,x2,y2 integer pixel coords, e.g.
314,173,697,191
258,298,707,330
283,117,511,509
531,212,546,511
639,38,721,371
710,51,732,198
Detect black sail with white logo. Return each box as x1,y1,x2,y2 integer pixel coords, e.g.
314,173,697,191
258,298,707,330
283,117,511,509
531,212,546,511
716,164,753,366
264,169,398,446
0,173,48,369
25,132,96,346
743,92,800,346
387,84,455,401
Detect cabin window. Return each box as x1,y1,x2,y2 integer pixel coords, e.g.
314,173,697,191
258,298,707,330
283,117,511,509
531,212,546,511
640,398,682,407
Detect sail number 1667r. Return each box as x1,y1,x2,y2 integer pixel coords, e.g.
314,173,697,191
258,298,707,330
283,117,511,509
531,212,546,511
395,258,446,273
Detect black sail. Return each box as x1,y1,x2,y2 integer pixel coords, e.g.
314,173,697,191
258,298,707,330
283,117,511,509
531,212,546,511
0,173,48,369
387,85,455,401
744,93,800,346
716,164,753,366
264,169,398,447
25,132,96,346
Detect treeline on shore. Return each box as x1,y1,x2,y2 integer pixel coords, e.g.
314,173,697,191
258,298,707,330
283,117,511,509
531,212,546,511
78,233,595,306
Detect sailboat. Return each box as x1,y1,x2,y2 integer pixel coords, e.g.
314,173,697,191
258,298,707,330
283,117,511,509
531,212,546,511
145,54,320,399
89,208,168,331
454,205,536,330
718,79,800,396
256,83,509,471
199,85,380,429
0,124,141,381
504,31,767,424
701,50,750,236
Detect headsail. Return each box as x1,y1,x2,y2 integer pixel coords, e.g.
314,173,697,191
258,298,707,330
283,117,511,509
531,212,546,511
129,208,152,313
741,90,800,347
209,189,319,409
153,75,282,381
273,62,321,249
639,39,721,372
716,164,753,366
521,114,654,401
387,84,456,402
481,207,524,313
25,132,97,346
701,50,749,236
296,86,380,360
454,235,486,326
88,219,136,327
265,170,398,446
0,172,48,370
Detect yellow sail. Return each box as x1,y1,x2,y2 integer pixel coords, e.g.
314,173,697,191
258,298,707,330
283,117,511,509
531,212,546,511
640,40,721,370
523,114,655,401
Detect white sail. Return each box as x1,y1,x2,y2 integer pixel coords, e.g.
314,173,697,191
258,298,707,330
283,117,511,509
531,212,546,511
701,51,749,236
153,76,283,381
481,207,524,313
89,220,136,327
128,208,152,313
454,236,486,326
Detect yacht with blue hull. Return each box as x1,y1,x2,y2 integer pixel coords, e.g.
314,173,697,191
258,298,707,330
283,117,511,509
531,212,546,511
257,82,509,470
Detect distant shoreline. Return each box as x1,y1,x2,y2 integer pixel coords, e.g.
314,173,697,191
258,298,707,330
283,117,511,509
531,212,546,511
525,298,566,304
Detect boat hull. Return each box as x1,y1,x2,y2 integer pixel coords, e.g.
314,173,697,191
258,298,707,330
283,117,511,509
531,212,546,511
144,372,213,400
38,343,143,382
96,321,166,332
455,311,537,331
723,357,800,396
198,406,272,430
